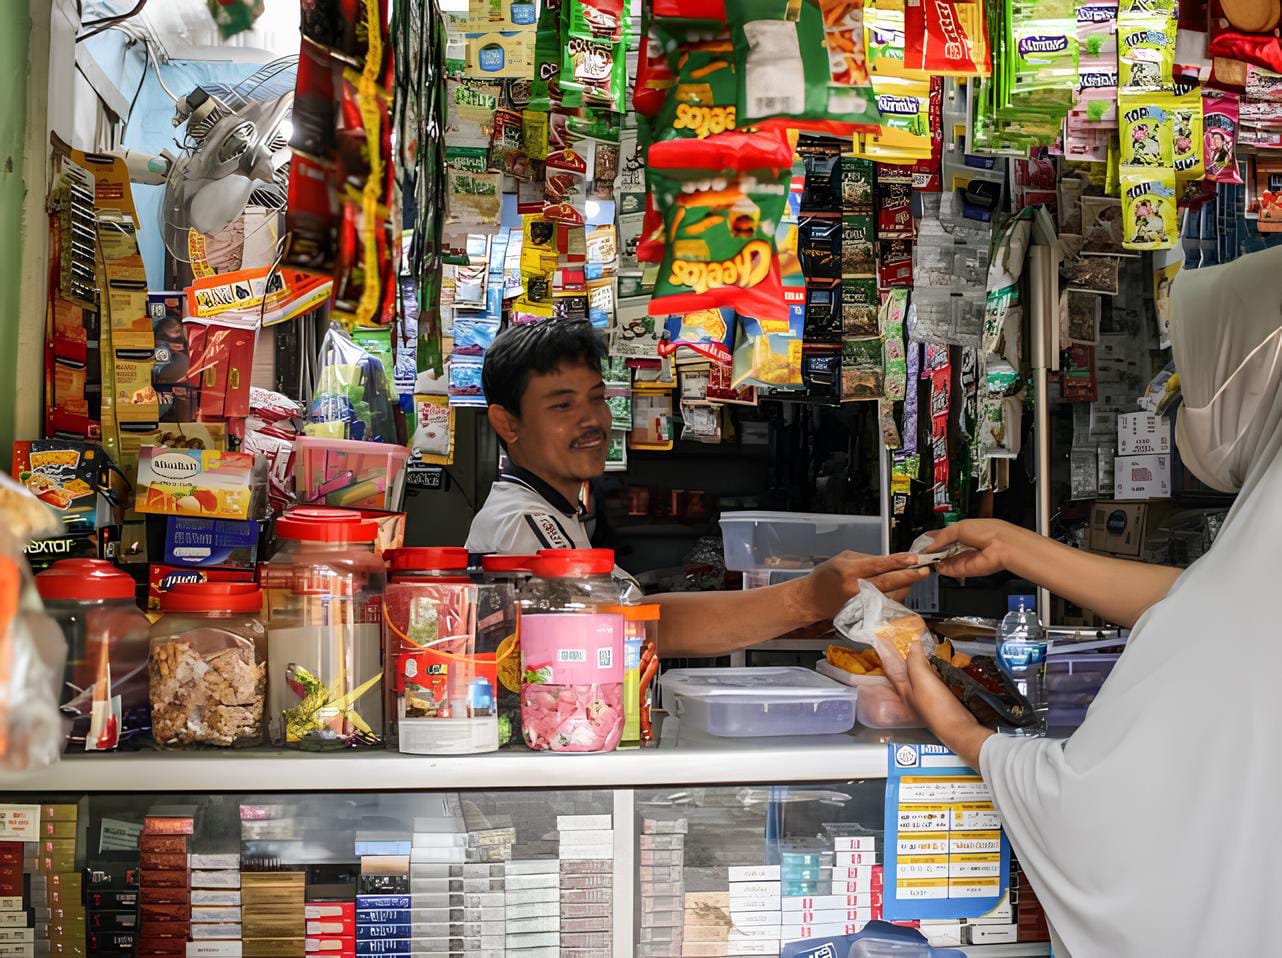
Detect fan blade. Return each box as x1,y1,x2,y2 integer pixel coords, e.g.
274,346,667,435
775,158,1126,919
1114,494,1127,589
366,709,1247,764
188,174,255,235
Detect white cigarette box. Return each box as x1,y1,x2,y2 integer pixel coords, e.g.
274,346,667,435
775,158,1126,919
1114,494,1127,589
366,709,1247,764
727,866,779,883
967,923,1018,944
556,816,612,831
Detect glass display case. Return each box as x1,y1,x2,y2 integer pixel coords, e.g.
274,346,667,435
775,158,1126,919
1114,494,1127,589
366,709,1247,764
0,733,1053,957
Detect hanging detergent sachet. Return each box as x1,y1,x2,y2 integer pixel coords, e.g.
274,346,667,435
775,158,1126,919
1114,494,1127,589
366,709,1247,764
725,0,880,133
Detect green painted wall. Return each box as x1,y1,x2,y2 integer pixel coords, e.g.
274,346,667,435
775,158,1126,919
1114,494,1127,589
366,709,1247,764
0,0,33,469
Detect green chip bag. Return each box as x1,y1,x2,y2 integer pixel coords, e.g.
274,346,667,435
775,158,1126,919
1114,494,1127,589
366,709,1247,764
647,168,791,323
726,0,880,132
653,34,740,143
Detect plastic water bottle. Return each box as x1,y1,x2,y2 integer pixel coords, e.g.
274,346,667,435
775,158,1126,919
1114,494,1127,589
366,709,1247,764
996,597,1048,735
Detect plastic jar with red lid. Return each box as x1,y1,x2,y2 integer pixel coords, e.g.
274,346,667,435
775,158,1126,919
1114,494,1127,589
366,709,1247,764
262,507,385,749
149,583,266,749
36,559,150,751
517,548,628,753
386,547,472,583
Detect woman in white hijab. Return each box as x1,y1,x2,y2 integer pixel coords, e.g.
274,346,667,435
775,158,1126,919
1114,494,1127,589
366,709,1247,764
902,245,1282,956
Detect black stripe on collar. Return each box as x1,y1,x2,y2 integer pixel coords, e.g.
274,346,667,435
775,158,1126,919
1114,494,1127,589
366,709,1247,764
498,466,586,518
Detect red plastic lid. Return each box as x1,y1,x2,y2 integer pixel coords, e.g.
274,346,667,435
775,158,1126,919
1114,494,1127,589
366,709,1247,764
481,554,536,573
276,507,378,543
36,559,136,601
161,582,262,614
530,548,615,577
387,547,470,572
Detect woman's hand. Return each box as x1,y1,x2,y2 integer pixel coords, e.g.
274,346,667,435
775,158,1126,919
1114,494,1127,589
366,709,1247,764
923,518,1026,579
891,643,993,770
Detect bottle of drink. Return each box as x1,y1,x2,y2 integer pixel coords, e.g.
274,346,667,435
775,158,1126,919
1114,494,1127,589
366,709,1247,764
996,596,1048,736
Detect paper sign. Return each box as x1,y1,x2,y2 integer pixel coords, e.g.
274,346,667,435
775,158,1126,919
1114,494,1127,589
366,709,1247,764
0,806,39,841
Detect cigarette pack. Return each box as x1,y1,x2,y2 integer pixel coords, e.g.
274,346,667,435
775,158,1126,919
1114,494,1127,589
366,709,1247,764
558,917,610,933
409,834,465,849
356,897,409,914
460,864,505,878
504,917,557,935
555,817,611,832
638,834,683,851
780,921,868,938
87,911,138,932
683,924,730,942
356,876,408,895
503,874,556,892
460,893,502,910
555,831,613,848
191,871,240,890
638,865,682,884
143,816,196,836
0,931,31,944
189,855,240,872
727,866,778,883
187,942,245,957
641,819,688,835
831,836,877,852
638,849,681,867
352,939,410,955
559,874,612,892
141,853,191,872
503,930,559,948
641,908,682,929
37,823,75,841
501,888,557,906
503,862,557,877
555,845,612,862
407,880,463,896
304,904,353,921
835,852,878,868
561,888,612,906
193,890,241,907
730,911,780,928
556,903,612,920
407,865,461,880
192,906,242,924
407,849,462,866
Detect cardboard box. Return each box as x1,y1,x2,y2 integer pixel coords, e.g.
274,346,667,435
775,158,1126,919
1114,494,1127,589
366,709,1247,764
1117,412,1171,455
135,448,255,520
1113,454,1172,500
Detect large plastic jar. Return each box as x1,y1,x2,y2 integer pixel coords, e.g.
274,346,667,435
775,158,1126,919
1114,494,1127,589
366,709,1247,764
149,583,266,748
479,555,534,749
607,604,660,749
262,507,385,749
517,549,626,753
383,547,510,754
35,559,151,751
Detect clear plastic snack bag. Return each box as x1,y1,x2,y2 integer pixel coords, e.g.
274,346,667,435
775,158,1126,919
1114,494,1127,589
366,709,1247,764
833,579,936,686
0,476,70,771
306,326,400,443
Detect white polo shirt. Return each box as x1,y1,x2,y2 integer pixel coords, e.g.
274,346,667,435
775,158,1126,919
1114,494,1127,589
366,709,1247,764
465,466,595,554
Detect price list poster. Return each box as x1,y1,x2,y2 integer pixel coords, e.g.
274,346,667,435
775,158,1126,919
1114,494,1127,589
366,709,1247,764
882,744,1010,920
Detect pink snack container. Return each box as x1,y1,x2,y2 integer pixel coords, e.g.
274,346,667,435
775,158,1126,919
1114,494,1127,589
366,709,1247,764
518,550,627,753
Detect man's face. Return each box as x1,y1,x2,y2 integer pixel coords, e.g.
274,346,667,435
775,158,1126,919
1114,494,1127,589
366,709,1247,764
507,361,611,481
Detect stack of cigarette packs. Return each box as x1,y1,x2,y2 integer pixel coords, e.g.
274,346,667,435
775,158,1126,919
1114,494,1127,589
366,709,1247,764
137,811,194,957
241,872,304,957
304,901,353,958
637,817,685,958
357,829,411,958
0,839,30,958
31,805,85,958
503,859,556,958
557,815,613,958
188,853,241,957
86,863,136,958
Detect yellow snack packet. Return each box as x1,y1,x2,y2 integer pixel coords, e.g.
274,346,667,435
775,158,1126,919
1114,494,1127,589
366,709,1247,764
1121,166,1178,250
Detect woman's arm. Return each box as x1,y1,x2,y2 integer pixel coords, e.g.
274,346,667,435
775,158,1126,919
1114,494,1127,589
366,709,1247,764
926,520,1181,628
653,552,930,659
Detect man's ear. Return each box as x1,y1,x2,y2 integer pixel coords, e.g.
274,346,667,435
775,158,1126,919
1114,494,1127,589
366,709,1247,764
488,403,521,446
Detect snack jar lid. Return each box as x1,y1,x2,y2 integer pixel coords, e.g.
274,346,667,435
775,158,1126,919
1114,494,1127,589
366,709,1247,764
275,507,378,543
480,554,536,573
161,582,262,614
603,603,661,621
530,548,615,577
36,559,136,601
387,547,470,572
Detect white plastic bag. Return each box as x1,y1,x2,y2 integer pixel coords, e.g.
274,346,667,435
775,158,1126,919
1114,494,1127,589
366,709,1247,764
834,580,936,686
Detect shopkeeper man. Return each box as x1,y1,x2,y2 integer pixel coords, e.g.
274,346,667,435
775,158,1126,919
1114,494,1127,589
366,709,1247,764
463,319,929,659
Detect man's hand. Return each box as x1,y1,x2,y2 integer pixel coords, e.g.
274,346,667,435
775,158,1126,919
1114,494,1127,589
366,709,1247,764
891,643,993,769
795,551,930,622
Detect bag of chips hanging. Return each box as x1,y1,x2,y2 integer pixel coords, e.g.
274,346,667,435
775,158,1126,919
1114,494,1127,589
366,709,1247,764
725,0,881,133
1204,90,1243,184
1118,13,1175,95
1172,87,1204,181
1119,94,1175,167
904,0,990,77
647,169,791,322
1121,166,1177,250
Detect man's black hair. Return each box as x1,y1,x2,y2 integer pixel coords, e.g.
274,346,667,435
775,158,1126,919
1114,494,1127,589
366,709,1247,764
482,319,605,414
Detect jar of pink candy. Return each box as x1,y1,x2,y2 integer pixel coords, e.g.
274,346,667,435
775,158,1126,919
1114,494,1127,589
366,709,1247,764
517,549,630,753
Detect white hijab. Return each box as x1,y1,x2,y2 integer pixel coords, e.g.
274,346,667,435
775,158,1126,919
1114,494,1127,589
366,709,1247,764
979,245,1282,956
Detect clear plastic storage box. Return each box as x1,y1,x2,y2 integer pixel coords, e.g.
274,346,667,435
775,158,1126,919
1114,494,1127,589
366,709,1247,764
719,511,883,573
660,666,858,737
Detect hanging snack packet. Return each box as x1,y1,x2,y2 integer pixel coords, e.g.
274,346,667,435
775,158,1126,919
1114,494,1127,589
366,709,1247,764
1011,9,1080,95
647,170,791,322
651,34,739,152
859,75,933,161
659,307,738,363
1118,13,1175,95
634,19,678,117
725,0,880,133
1172,88,1204,180
561,31,629,112
1118,95,1174,166
904,0,990,77
1204,90,1243,184
1121,167,1177,250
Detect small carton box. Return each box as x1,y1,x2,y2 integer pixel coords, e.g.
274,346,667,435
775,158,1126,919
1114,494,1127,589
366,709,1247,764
1113,454,1172,501
1117,412,1171,456
136,448,255,520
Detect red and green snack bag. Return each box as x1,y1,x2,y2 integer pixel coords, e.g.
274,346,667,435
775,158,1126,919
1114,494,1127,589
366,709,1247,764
634,18,679,117
649,126,795,175
653,0,727,24
647,168,792,322
651,34,740,150
725,0,881,134
561,0,630,112
529,0,565,112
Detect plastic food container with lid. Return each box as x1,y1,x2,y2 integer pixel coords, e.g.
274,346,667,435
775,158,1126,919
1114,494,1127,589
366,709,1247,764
660,666,859,737
718,511,883,573
382,546,513,754
262,507,386,749
36,558,151,751
149,583,266,748
816,660,924,729
518,549,627,752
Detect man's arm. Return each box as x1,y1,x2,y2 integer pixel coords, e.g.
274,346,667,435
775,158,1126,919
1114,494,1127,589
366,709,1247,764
653,552,930,659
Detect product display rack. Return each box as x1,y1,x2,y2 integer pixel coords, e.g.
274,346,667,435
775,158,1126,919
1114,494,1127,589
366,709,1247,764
0,730,1052,958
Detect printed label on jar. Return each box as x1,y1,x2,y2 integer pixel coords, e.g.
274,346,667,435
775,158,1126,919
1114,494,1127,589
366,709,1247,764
520,614,623,685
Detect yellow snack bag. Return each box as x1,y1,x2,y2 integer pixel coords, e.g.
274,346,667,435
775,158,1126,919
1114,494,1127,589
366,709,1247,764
1122,167,1177,250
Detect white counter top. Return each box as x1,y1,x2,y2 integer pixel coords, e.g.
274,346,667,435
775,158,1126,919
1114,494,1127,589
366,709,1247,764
0,725,934,793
